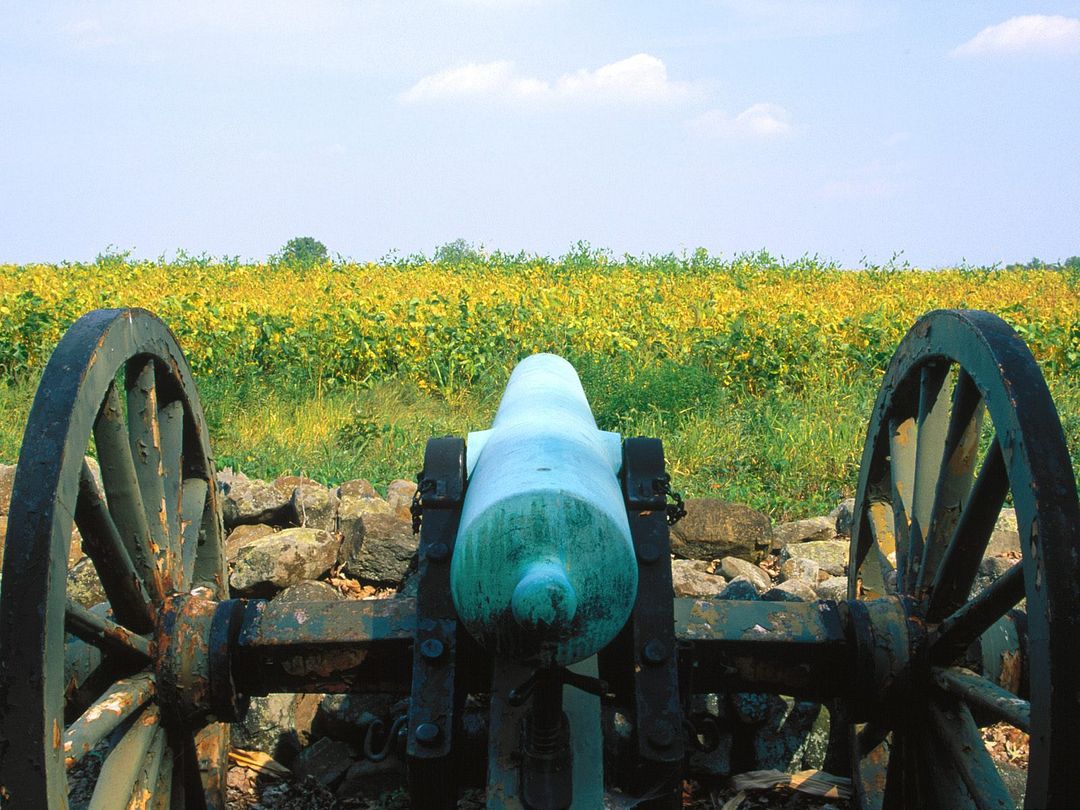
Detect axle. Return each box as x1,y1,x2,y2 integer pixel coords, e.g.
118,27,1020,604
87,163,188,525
156,592,948,717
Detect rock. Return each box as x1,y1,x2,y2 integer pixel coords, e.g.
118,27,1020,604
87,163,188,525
830,498,857,537
314,694,399,743
67,557,106,608
232,693,320,765
338,479,381,500
225,523,275,560
688,729,734,778
780,557,820,585
974,556,1019,595
0,463,15,515
671,559,727,598
986,508,1021,557
772,516,835,550
719,576,760,601
814,576,849,601
229,528,340,596
385,479,418,522
219,472,294,528
763,579,817,602
274,579,345,603
339,513,417,584
718,557,771,593
291,737,358,790
670,500,773,563
337,489,394,557
730,692,772,724
751,697,827,772
781,539,848,576
279,476,339,533
336,756,406,798
760,586,804,603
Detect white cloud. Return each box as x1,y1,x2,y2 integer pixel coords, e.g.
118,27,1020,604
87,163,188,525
952,15,1080,57
401,54,695,105
686,103,792,138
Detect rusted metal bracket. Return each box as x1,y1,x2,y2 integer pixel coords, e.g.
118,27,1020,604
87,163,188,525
407,437,468,808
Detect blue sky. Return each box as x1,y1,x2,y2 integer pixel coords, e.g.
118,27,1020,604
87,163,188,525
2,1,1079,266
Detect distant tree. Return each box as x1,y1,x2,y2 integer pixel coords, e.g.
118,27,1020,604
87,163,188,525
1028,257,1044,269
433,239,484,265
1064,256,1080,270
277,237,328,267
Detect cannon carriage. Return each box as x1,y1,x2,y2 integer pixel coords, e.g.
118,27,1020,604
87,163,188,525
0,307,1077,808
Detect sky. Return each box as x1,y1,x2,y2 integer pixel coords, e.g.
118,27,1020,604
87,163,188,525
2,1,1079,267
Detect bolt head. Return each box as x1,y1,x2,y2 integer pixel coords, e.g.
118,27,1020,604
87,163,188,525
419,638,445,660
637,542,661,564
415,722,441,746
642,639,667,666
427,542,450,562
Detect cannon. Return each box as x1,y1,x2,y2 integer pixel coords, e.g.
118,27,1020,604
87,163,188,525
0,307,1078,808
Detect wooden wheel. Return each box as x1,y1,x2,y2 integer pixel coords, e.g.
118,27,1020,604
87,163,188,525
846,309,1080,809
0,309,229,808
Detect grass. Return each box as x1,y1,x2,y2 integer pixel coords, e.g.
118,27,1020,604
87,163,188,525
3,353,1076,523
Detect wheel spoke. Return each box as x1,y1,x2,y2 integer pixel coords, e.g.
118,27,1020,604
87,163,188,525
923,715,978,809
916,369,983,596
854,729,889,810
160,398,185,588
858,503,896,598
177,729,210,810
927,695,1015,810
180,477,209,591
64,673,155,768
151,744,174,810
932,666,1030,732
932,562,1023,664
75,461,156,633
65,599,153,662
908,363,951,589
857,720,891,757
127,359,175,592
127,725,167,810
926,439,1008,622
888,417,915,592
194,723,229,808
881,731,906,810
87,704,162,810
95,380,166,602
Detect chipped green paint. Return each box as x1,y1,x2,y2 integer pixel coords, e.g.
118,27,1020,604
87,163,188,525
451,354,637,667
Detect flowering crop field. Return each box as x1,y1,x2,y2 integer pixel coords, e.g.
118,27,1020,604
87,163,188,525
0,256,1076,518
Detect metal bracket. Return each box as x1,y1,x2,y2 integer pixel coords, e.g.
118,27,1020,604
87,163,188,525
620,438,684,805
407,436,467,808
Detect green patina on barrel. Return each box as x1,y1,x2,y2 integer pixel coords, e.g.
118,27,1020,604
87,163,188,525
450,354,637,667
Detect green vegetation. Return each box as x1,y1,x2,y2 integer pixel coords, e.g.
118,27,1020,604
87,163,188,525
0,250,1076,521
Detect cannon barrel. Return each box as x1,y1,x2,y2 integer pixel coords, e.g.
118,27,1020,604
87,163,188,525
450,354,638,667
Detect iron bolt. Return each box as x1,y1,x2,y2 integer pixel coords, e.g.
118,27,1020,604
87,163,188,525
420,638,445,660
642,639,667,665
415,722,441,747
646,719,675,749
637,542,660,564
427,542,450,562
